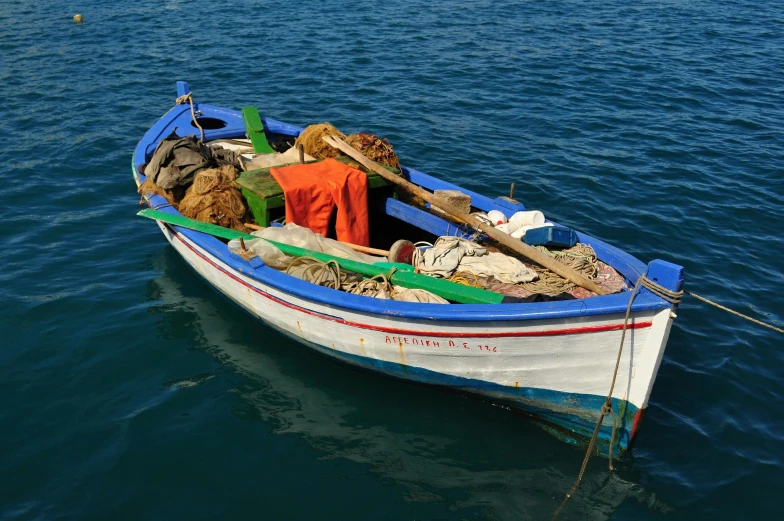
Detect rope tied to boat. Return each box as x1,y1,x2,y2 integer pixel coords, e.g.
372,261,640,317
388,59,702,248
552,274,680,521
175,92,204,143
684,290,783,334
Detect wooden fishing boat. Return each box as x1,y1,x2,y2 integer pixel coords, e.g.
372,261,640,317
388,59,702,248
133,81,683,455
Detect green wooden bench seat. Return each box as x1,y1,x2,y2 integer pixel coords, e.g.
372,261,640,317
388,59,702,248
236,156,397,227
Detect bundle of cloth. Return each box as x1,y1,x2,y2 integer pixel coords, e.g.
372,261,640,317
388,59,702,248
142,131,240,190
413,237,538,284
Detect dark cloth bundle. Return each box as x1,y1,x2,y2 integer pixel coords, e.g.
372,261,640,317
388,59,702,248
142,131,239,190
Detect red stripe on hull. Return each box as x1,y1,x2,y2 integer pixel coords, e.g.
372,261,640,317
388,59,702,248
630,408,647,441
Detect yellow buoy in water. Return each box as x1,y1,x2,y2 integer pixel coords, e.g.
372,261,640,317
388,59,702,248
74,14,83,23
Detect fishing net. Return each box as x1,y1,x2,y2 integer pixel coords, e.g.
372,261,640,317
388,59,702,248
137,178,186,208
294,123,346,160
345,132,400,170
294,124,401,170
178,164,250,232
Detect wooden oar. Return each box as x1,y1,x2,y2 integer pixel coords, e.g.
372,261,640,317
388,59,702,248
244,223,390,257
137,208,507,305
322,136,608,296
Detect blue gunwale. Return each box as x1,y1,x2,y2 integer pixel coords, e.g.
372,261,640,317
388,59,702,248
133,88,682,323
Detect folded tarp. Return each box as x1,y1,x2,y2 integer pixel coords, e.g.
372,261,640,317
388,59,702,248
230,223,383,267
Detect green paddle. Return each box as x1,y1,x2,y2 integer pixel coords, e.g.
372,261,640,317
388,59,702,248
138,208,505,304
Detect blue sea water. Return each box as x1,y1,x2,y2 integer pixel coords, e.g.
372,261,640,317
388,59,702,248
1,0,782,519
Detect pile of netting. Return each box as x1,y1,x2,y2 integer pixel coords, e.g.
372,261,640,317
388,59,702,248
345,132,400,169
294,123,346,160
137,178,186,208
294,123,400,169
178,164,250,232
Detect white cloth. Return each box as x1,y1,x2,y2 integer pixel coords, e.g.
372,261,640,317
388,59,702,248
414,236,537,284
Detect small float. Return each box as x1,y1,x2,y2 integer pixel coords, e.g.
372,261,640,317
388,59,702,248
133,81,684,455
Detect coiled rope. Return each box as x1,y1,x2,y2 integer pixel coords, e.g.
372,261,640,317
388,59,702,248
285,256,355,290
285,257,400,298
175,92,204,143
411,241,434,271
448,270,483,288
519,243,599,296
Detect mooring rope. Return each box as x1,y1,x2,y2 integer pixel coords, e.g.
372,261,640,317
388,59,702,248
684,290,783,334
175,92,204,143
551,275,681,521
551,274,784,520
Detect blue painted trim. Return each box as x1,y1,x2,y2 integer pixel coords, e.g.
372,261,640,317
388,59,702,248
404,167,502,214
385,198,477,239
176,81,190,98
493,196,526,213
133,87,682,323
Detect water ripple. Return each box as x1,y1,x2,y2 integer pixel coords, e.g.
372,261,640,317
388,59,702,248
1,0,782,519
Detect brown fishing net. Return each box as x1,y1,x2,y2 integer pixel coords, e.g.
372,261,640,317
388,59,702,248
294,123,346,160
294,123,401,170
138,178,186,208
178,164,250,232
345,132,400,170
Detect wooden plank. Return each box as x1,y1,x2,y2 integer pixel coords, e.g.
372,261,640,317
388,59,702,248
323,136,609,296
138,209,506,304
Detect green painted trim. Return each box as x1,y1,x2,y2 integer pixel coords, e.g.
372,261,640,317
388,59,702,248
241,106,275,154
138,209,504,305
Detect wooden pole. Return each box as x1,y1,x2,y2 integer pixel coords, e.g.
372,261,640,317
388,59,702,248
244,223,389,257
323,136,608,296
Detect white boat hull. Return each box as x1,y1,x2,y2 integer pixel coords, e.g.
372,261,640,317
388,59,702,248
159,222,674,452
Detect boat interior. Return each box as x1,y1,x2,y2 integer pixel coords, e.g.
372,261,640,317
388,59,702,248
133,87,683,313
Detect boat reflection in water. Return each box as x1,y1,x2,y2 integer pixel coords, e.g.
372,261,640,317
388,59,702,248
149,249,671,520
